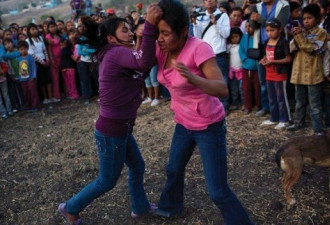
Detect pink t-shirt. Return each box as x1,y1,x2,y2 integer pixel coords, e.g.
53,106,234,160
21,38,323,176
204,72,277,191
156,36,225,130
45,34,61,62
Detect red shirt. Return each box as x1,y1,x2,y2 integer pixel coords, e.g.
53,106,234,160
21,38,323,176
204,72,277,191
265,44,287,81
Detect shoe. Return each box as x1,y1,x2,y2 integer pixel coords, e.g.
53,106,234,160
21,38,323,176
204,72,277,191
151,99,160,106
229,105,239,110
43,99,50,104
83,100,90,105
286,123,303,131
12,109,18,113
142,97,152,104
255,109,267,117
243,109,251,115
8,111,14,116
28,108,38,113
154,208,182,218
314,131,325,136
260,120,277,126
52,98,61,103
275,122,289,130
1,114,8,120
131,203,158,219
58,203,82,225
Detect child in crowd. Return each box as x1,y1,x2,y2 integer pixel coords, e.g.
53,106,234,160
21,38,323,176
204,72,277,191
45,21,62,102
227,27,244,110
239,21,261,115
65,21,75,33
287,1,303,40
288,4,328,135
26,23,53,104
60,38,79,99
18,33,27,42
3,38,23,112
230,7,243,29
17,41,40,112
259,19,292,130
0,60,12,119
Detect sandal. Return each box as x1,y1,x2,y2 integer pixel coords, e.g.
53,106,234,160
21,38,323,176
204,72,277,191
58,203,82,225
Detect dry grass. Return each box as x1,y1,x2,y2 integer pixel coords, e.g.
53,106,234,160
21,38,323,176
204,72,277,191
0,99,329,225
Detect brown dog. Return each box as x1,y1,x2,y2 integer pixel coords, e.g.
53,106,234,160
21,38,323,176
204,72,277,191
275,131,330,204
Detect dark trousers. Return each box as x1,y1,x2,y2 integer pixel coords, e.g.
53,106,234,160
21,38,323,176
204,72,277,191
242,69,261,111
21,79,40,110
7,76,24,110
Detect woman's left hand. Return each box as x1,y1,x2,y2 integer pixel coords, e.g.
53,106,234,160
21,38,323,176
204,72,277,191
146,3,163,26
171,59,193,82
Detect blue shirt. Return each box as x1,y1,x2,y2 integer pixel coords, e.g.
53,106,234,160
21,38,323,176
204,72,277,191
17,55,36,82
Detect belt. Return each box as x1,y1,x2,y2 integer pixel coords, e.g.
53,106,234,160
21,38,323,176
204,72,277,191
216,52,227,57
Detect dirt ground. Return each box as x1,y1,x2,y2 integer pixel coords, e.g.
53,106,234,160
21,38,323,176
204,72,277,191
0,98,329,225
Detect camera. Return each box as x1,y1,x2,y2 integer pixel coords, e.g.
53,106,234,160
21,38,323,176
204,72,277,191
292,20,300,28
191,7,206,19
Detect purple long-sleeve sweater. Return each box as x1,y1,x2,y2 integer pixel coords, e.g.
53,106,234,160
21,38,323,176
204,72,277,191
96,21,157,136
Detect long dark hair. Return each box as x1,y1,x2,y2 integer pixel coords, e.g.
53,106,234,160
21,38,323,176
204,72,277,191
47,20,61,38
27,23,42,46
79,16,127,53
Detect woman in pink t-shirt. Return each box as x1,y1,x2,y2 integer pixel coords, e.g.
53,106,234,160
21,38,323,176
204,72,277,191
45,21,62,101
154,1,253,224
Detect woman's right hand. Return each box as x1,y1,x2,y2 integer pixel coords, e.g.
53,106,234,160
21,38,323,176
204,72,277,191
146,3,163,26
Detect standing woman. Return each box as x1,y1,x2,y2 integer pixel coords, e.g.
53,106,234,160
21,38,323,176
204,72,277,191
58,5,163,225
154,1,253,224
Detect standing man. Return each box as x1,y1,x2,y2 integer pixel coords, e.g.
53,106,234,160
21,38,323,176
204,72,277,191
193,0,231,114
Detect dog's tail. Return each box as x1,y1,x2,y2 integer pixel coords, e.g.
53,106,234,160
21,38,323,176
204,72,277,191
275,146,285,168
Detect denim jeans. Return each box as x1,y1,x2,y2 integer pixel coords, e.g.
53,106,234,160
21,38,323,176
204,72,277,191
257,63,269,112
145,65,159,88
294,83,324,132
229,77,243,106
216,55,229,110
78,61,92,100
65,130,150,215
158,120,253,225
0,80,12,115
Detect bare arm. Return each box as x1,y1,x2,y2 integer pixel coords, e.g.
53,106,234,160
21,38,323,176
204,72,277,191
171,58,228,98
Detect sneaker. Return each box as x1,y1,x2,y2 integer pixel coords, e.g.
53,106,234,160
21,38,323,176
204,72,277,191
314,131,325,136
1,114,8,120
275,122,289,130
43,99,50,104
131,203,158,219
8,111,14,116
229,105,239,110
52,98,61,103
255,109,267,117
83,100,90,105
58,203,82,225
142,97,152,104
260,120,278,126
154,208,182,218
286,123,303,131
28,108,38,113
151,99,160,106
12,109,18,113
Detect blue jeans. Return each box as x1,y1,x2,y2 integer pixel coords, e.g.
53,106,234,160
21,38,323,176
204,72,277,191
257,63,269,112
158,120,253,225
145,65,159,88
216,55,229,110
78,61,92,100
65,130,150,215
0,80,12,115
294,83,323,132
230,77,243,106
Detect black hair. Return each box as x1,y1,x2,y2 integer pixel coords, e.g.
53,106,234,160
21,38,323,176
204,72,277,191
47,20,61,38
3,29,12,35
3,38,13,44
289,1,301,13
230,6,243,15
60,37,72,48
219,1,231,14
17,40,29,49
302,4,322,21
317,0,330,10
27,23,42,46
47,16,56,22
132,18,145,33
158,0,189,38
57,20,65,24
229,27,243,42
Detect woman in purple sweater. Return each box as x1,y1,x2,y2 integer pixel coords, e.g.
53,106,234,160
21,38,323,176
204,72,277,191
58,5,163,224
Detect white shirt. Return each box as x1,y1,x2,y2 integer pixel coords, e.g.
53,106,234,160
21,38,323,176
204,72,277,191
227,44,242,69
26,37,46,61
193,8,230,54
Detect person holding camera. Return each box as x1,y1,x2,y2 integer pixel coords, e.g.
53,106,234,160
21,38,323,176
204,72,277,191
249,0,290,117
192,0,231,114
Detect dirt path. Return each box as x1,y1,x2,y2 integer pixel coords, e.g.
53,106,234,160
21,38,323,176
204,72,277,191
0,99,329,224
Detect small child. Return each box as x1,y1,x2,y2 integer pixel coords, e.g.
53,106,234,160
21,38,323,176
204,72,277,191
17,40,40,112
60,38,79,99
288,4,328,135
3,38,24,112
227,27,244,110
0,60,12,119
259,19,292,130
239,21,261,115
